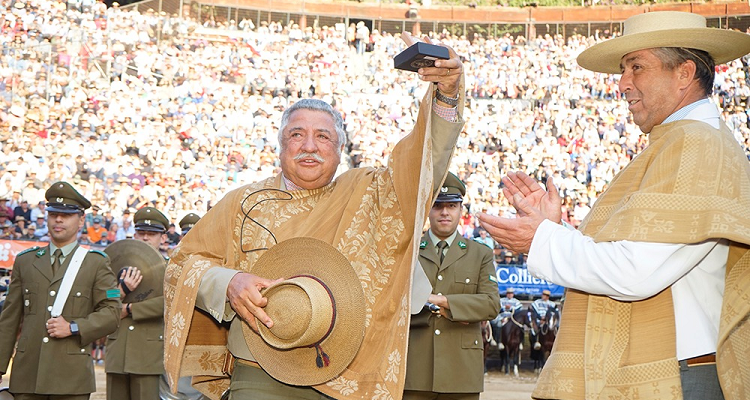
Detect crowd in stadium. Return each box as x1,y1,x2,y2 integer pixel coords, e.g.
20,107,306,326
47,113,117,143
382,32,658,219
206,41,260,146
1,0,750,260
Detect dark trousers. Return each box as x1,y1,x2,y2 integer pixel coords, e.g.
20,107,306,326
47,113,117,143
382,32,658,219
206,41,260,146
228,361,334,400
106,373,160,400
14,395,89,400
679,361,724,400
403,391,480,400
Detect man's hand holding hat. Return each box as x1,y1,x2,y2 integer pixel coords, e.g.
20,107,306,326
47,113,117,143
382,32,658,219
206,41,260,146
227,273,282,331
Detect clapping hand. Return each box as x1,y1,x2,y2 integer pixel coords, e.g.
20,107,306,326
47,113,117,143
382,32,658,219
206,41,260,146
477,172,562,254
502,172,561,222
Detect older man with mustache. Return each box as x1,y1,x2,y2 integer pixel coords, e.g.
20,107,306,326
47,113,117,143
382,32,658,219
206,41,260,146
165,38,467,400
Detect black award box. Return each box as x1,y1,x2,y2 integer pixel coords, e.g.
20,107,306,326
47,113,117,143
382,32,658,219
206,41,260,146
394,42,450,72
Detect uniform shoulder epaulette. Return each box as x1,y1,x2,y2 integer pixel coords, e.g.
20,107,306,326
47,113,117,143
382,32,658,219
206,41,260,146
88,249,109,258
18,246,41,257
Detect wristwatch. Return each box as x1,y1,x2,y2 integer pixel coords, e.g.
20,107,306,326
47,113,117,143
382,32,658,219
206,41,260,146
70,321,79,336
434,89,459,107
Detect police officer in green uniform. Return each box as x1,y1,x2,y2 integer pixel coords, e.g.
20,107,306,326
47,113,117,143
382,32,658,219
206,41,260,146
0,181,121,400
178,212,200,237
105,207,169,400
404,173,501,400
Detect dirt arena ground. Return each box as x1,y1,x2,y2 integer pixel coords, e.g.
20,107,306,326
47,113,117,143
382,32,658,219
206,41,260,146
93,364,537,400
8,360,538,399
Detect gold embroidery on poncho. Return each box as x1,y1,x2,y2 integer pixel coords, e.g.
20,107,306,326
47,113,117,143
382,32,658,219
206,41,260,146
533,120,750,400
163,83,465,400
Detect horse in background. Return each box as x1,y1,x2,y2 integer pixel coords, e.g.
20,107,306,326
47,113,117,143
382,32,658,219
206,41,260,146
497,307,532,376
529,305,560,373
480,320,494,371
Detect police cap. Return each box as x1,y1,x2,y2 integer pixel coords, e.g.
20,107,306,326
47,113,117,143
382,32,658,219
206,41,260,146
46,181,91,214
179,212,201,233
435,172,466,203
134,207,169,233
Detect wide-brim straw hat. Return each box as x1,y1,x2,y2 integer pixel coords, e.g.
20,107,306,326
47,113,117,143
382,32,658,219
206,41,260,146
578,11,750,74
246,237,366,386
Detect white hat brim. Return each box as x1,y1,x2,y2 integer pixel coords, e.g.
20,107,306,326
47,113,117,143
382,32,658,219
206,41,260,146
578,28,750,74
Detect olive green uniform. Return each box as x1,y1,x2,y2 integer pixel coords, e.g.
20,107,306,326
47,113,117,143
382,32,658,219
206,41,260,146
104,291,165,400
404,235,500,398
105,207,169,400
0,246,121,397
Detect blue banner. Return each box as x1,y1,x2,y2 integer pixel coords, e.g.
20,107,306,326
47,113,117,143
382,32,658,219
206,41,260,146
495,264,565,297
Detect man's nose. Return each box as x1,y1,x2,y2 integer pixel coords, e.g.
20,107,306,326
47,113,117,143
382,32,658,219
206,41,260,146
618,71,632,94
300,134,317,152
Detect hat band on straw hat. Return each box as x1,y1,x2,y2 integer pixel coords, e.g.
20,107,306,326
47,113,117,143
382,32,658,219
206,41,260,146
245,237,365,385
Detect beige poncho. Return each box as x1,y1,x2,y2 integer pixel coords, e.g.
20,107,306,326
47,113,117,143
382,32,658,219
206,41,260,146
163,86,464,400
533,120,750,400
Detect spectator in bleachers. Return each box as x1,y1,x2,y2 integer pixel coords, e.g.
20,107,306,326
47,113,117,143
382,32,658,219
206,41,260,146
12,198,30,221
11,215,26,239
165,223,179,246
114,210,134,240
87,216,107,244
29,200,46,220
0,209,10,229
20,221,35,239
1,0,749,269
32,214,47,239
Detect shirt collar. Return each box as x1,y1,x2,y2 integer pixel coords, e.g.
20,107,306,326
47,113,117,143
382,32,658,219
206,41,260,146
282,174,306,192
428,230,458,248
49,241,79,261
662,98,720,129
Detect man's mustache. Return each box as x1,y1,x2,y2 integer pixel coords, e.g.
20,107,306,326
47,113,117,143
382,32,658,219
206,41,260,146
294,153,325,162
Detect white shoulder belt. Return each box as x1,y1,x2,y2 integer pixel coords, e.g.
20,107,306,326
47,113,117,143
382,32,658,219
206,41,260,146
51,246,89,318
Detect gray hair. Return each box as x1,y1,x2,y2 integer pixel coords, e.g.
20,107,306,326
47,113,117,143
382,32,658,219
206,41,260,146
651,47,715,97
277,99,346,154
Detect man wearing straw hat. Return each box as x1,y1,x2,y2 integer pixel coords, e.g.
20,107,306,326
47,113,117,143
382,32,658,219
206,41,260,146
479,11,750,400
164,38,465,400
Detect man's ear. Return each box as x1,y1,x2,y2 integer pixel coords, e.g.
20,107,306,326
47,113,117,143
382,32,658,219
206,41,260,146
678,60,698,88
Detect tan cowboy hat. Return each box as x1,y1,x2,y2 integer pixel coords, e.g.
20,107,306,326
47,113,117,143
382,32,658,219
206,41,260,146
578,11,750,74
246,237,366,386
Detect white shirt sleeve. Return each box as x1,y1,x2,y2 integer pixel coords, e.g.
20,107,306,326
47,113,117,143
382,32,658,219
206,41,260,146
527,219,721,302
196,267,240,322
